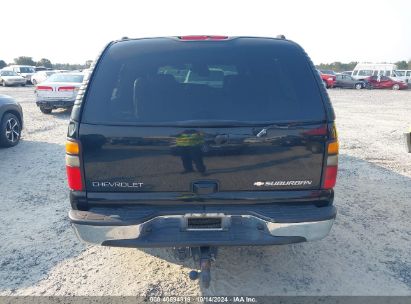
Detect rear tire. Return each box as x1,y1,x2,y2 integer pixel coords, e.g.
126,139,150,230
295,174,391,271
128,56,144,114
0,113,21,147
32,79,37,85
2,80,7,87
39,107,52,114
355,83,362,90
392,84,400,90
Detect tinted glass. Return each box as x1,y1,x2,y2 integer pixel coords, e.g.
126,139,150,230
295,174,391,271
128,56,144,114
320,70,334,75
82,38,326,124
19,67,35,73
45,74,83,83
359,70,373,76
1,71,18,76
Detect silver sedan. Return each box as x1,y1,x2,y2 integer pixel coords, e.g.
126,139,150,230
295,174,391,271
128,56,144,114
0,70,27,87
35,73,84,114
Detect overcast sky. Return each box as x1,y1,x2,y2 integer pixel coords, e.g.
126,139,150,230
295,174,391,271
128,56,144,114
1,0,410,65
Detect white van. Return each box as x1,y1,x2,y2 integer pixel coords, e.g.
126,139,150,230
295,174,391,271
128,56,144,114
2,65,35,83
352,63,401,81
395,70,411,83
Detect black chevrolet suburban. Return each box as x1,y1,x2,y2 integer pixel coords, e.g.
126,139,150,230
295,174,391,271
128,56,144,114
66,36,338,285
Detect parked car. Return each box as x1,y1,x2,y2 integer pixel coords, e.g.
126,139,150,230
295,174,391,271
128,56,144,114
31,70,58,85
0,95,23,147
365,76,408,90
35,73,84,114
2,65,35,84
335,74,365,89
34,66,49,72
395,70,411,84
316,70,325,85
352,63,402,81
67,36,338,287
0,70,26,87
319,69,336,75
318,70,336,88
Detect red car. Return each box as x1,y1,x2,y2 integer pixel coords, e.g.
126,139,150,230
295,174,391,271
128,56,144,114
318,70,336,88
365,76,408,90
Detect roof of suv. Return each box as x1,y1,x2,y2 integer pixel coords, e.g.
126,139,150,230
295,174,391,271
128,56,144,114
109,36,301,51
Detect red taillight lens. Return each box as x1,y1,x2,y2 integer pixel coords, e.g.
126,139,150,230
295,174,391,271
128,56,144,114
303,125,328,136
36,86,53,91
323,166,337,189
180,35,208,40
66,166,83,191
58,86,76,91
208,35,228,40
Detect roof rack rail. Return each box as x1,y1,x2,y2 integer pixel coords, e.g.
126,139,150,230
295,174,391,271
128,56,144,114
276,35,286,39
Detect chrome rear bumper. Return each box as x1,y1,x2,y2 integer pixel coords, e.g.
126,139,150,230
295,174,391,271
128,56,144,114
71,212,334,247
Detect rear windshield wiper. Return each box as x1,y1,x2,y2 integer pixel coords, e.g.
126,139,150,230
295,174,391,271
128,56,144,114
254,120,326,137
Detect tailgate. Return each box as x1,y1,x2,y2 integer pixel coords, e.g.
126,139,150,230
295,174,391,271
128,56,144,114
80,122,326,192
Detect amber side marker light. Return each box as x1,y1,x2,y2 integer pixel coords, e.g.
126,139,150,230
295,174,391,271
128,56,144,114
65,140,83,191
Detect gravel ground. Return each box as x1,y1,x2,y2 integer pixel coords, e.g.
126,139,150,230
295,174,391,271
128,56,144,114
0,86,410,296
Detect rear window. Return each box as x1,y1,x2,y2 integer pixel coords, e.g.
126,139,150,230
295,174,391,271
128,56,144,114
82,38,326,124
320,70,335,75
19,67,35,73
46,74,83,83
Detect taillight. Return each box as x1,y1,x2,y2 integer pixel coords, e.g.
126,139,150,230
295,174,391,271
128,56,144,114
323,166,338,189
66,141,80,154
66,166,83,191
58,86,76,92
303,125,327,136
65,140,83,191
179,35,228,40
36,86,53,91
323,123,339,189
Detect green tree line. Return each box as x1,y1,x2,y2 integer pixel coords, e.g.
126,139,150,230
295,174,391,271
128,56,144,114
0,56,93,70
